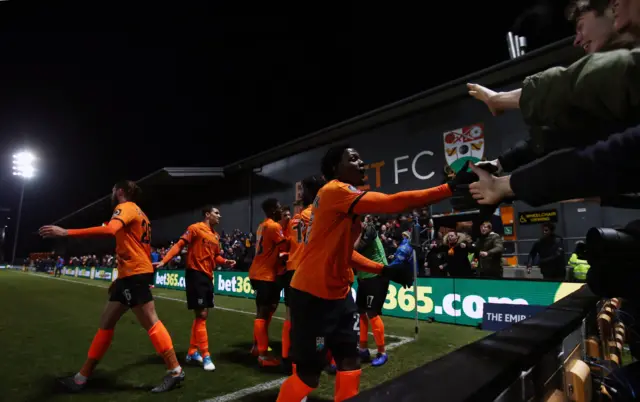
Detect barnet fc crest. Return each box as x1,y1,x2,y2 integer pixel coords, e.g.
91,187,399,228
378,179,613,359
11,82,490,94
443,123,485,173
316,337,325,351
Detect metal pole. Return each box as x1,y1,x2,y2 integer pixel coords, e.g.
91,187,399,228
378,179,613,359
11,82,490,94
11,179,25,267
506,32,516,59
411,219,421,339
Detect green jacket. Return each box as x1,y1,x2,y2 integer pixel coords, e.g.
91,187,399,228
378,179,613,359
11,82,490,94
568,253,590,281
520,47,640,134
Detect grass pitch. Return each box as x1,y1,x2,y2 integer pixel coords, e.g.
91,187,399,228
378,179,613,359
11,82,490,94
0,270,487,402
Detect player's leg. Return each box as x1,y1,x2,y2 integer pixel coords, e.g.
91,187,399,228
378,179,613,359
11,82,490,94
250,279,273,357
368,276,390,367
276,288,324,402
281,271,294,373
331,296,362,402
355,279,371,362
63,301,127,390
127,275,184,392
58,296,128,391
185,269,215,370
191,270,215,371
252,280,279,366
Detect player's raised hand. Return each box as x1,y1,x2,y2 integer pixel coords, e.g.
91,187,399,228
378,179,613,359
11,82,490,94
153,261,165,269
39,225,68,238
467,83,502,116
225,259,237,268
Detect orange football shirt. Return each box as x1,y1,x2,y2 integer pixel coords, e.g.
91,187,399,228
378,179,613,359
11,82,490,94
291,180,365,299
110,202,153,278
248,218,286,282
286,205,312,271
180,222,223,279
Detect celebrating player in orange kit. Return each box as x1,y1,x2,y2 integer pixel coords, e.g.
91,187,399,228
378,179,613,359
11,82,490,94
249,198,288,367
280,175,326,374
277,146,457,402
154,205,236,372
39,180,185,393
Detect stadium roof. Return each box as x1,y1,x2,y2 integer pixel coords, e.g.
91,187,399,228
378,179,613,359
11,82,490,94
224,36,581,172
54,37,581,226
53,167,287,227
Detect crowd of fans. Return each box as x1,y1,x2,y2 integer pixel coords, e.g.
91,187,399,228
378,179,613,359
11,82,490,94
29,210,592,281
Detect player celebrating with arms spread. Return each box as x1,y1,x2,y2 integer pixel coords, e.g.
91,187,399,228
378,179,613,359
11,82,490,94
249,198,288,367
281,175,326,373
39,181,184,393
155,205,236,371
277,146,458,402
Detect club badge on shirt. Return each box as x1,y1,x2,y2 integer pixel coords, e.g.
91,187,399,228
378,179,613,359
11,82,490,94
347,185,362,194
112,209,122,218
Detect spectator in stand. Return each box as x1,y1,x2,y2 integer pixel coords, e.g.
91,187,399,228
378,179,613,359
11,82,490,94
425,235,448,277
442,232,474,278
55,256,64,277
389,232,413,267
474,222,504,278
568,241,590,282
151,247,160,264
527,223,566,280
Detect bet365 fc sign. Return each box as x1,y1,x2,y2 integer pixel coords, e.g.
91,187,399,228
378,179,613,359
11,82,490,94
213,272,583,327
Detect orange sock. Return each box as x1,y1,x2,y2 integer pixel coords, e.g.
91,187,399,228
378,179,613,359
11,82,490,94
335,369,361,402
79,328,114,377
194,318,209,357
188,319,198,355
359,315,369,349
276,373,314,402
254,319,269,354
281,320,291,359
148,321,180,371
370,315,385,353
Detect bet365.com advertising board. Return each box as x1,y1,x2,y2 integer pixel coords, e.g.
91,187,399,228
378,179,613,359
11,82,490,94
210,271,583,327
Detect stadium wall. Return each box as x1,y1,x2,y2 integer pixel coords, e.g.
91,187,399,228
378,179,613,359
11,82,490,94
152,39,640,254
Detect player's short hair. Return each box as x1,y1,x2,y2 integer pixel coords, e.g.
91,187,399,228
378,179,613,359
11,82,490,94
566,0,610,22
302,175,327,205
114,180,142,203
202,205,216,217
281,205,291,213
262,198,280,215
321,145,350,180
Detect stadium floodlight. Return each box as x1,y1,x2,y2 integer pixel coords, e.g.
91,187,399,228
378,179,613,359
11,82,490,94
11,150,37,267
12,151,36,179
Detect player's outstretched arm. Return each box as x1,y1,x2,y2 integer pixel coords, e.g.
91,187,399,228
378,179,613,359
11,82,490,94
156,239,186,268
351,251,414,288
39,220,123,238
352,184,452,215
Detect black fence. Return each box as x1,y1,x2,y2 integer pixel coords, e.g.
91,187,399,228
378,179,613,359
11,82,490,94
351,286,598,402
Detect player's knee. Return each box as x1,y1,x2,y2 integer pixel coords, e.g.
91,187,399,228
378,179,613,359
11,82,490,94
296,364,321,388
257,306,271,319
336,356,360,372
195,309,208,320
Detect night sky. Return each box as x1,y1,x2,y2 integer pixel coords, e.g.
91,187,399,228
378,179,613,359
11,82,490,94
0,1,573,257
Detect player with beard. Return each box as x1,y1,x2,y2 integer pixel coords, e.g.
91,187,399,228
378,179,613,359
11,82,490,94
277,146,457,402
39,180,185,393
155,206,236,372
281,175,326,374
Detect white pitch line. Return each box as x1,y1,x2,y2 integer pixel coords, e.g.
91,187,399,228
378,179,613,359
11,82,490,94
13,271,415,402
17,272,282,319
200,336,414,402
